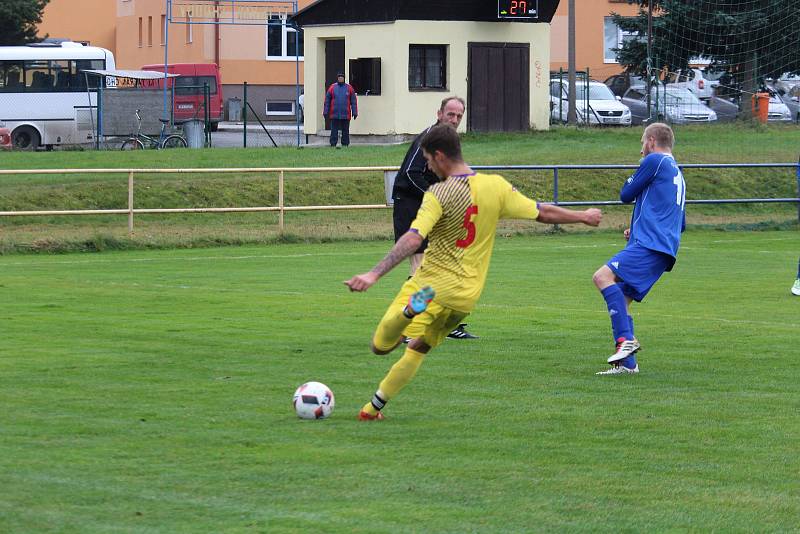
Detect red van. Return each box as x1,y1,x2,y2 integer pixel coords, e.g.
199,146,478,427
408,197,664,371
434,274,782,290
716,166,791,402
141,63,223,130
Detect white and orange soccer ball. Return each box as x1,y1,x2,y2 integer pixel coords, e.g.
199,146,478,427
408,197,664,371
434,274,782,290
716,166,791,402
292,382,335,420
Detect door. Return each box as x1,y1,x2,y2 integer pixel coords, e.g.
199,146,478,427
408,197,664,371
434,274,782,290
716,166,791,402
468,43,530,132
324,39,345,130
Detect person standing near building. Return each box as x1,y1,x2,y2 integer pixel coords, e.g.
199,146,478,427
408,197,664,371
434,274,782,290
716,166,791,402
392,96,476,339
345,124,602,420
592,123,686,375
323,72,357,147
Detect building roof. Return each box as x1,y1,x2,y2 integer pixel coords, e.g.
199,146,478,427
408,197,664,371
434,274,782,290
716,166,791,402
292,0,561,27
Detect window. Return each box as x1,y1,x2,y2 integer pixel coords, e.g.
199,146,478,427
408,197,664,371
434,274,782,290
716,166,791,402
349,58,381,95
266,101,295,115
409,45,446,90
161,15,166,45
138,17,143,47
266,15,303,59
148,16,153,47
603,17,638,63
550,81,566,98
0,59,104,93
174,76,218,95
0,62,24,91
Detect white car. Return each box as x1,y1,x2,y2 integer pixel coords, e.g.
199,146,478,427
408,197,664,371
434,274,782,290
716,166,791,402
550,80,632,126
767,93,793,122
775,73,800,95
667,68,720,102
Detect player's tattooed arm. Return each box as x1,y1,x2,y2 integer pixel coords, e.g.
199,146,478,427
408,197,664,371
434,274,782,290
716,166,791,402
344,232,423,292
371,232,423,277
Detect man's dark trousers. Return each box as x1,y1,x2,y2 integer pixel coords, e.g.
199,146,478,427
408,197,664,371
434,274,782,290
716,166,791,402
330,119,350,147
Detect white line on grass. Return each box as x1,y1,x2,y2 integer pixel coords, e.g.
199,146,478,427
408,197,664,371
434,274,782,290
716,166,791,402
479,302,799,329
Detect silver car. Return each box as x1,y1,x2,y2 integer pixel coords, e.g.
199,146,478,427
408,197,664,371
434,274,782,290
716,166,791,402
622,85,718,125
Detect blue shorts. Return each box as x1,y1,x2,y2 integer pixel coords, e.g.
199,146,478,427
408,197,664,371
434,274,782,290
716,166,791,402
607,243,675,302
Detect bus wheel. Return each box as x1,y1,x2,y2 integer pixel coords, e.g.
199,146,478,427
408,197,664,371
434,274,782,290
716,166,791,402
12,126,40,150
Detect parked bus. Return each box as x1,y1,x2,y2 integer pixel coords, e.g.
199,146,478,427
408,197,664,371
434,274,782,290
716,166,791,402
141,63,223,130
0,41,115,149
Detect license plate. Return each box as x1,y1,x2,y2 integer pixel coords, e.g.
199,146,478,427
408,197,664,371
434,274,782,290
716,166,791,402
604,118,620,124
178,104,193,110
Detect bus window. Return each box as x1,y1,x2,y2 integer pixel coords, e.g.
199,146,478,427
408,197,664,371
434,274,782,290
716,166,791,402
1,63,24,90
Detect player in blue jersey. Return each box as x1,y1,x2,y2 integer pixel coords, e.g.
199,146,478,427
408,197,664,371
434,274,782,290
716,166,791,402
592,123,686,375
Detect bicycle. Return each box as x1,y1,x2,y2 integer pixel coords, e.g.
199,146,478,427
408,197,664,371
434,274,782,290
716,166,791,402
120,110,188,150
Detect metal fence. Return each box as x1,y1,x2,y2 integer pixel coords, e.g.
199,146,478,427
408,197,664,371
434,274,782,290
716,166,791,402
0,163,798,236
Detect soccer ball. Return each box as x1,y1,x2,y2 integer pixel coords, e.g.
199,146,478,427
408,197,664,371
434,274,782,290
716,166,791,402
293,381,335,420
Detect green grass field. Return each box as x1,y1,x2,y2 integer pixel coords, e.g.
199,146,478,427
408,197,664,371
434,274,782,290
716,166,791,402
1,125,799,253
1,229,798,532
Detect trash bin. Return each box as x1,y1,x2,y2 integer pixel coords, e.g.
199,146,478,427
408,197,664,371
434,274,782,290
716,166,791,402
228,97,242,122
183,119,205,148
751,92,770,124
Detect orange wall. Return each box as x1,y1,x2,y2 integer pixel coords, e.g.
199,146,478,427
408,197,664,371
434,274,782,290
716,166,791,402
39,0,312,85
114,0,312,83
550,0,640,81
37,0,117,52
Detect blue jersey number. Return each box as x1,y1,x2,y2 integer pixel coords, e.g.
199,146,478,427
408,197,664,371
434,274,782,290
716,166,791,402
673,171,686,210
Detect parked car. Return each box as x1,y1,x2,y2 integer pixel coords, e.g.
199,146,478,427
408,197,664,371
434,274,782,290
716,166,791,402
621,85,717,125
766,92,793,122
781,85,800,122
666,68,719,102
0,126,11,149
774,73,800,95
604,73,645,97
550,80,632,126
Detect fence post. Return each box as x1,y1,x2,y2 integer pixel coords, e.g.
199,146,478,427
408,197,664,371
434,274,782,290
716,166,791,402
279,170,285,232
128,171,135,236
553,167,560,231
204,82,211,147
243,82,248,148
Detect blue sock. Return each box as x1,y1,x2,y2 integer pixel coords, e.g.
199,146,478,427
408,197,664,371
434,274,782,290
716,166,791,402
620,315,637,369
601,285,633,342
797,256,800,279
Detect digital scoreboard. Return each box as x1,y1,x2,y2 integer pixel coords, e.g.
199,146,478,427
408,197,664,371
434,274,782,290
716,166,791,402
498,0,539,19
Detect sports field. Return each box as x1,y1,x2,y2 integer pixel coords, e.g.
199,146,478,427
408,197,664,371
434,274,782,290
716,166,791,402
1,229,797,532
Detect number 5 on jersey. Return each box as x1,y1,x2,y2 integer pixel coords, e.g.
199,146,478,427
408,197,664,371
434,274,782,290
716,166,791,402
457,205,478,248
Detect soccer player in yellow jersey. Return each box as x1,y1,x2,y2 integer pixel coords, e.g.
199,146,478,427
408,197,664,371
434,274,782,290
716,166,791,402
345,124,602,420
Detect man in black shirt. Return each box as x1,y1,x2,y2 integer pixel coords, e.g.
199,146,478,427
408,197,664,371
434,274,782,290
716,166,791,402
391,96,477,340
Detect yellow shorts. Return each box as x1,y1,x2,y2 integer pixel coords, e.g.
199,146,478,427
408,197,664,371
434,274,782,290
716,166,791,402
376,279,468,349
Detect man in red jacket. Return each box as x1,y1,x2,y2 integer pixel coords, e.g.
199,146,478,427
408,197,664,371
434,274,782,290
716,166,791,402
323,72,358,147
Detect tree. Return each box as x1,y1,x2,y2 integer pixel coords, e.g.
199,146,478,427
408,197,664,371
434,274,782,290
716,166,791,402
0,0,50,46
612,0,800,94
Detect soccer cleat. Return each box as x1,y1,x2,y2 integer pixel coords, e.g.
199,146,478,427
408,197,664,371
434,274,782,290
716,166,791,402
357,410,385,421
447,323,479,340
608,338,641,364
792,279,800,296
596,364,639,375
406,285,435,315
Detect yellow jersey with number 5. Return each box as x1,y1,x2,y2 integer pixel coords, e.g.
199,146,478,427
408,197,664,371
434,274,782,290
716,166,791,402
409,172,540,313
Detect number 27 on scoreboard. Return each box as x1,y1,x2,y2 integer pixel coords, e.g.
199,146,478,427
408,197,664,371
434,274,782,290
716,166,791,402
497,0,539,19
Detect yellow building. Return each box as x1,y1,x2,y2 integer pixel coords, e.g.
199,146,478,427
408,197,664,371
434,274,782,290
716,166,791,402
294,1,561,135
